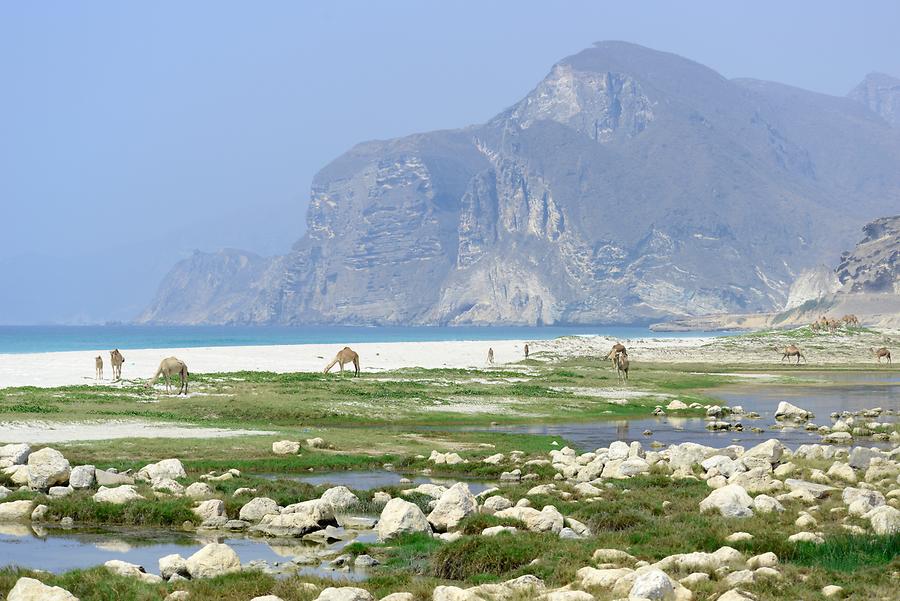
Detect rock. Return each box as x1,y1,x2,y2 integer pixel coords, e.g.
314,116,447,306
193,499,226,520
353,554,378,567
379,595,416,601
27,447,71,489
482,525,517,536
822,585,845,598
184,542,241,579
0,443,31,468
826,462,856,483
494,505,564,533
68,465,95,489
136,458,186,482
92,485,145,504
321,486,360,512
725,532,753,543
849,446,882,469
0,500,34,521
185,482,215,499
668,442,717,470
716,591,754,601
743,439,784,463
592,548,636,565
428,483,477,531
250,597,285,601
666,400,688,410
752,495,784,513
272,440,301,455
239,497,280,522
775,401,813,421
823,431,852,444
788,532,824,544
152,478,184,495
94,469,134,486
252,511,320,537
481,495,513,514
6,577,78,600
159,553,188,580
483,453,504,464
629,568,675,600
746,552,778,569
314,587,374,601
164,593,190,601
431,586,484,601
376,498,432,540
306,437,327,449
865,458,900,483
784,479,836,499
103,560,163,583
30,504,48,521
867,505,900,535
699,484,753,518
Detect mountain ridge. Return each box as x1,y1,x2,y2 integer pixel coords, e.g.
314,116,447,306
138,42,900,326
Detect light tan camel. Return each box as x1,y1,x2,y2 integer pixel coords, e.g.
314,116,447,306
151,357,189,394
778,345,806,364
487,348,494,365
323,347,360,376
110,349,125,381
524,344,529,359
95,356,103,381
605,343,627,366
872,347,892,364
616,351,630,382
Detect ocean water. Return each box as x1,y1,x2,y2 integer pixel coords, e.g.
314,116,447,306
0,325,728,354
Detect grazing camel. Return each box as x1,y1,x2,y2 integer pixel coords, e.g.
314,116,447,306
605,343,627,366
95,356,103,381
872,347,892,364
323,347,360,376
778,345,806,364
110,349,125,381
616,351,630,383
151,357,189,394
524,344,529,359
487,348,494,365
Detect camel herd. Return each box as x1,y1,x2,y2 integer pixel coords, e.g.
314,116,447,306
810,314,860,333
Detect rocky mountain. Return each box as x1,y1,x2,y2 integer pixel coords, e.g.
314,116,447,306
783,265,840,310
139,42,900,326
835,215,900,294
848,72,900,127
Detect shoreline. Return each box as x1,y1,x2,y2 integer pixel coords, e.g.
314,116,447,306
0,335,716,389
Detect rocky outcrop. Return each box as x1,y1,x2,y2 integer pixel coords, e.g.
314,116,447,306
849,72,900,127
140,42,900,326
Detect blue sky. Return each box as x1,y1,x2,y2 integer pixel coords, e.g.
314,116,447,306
2,1,899,323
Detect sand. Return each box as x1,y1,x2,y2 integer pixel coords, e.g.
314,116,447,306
1,328,894,390
0,419,274,443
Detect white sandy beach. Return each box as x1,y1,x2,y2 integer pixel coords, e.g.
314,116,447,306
0,336,716,389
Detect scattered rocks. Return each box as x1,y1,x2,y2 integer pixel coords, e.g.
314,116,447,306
184,542,241,579
6,577,78,601
376,498,432,540
92,485,144,505
26,447,71,489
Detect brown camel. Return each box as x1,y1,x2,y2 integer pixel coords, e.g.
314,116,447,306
524,344,529,359
872,347,892,364
110,349,125,381
605,343,627,366
778,345,806,364
324,347,360,376
616,351,630,382
487,348,494,365
151,357,189,394
95,356,103,381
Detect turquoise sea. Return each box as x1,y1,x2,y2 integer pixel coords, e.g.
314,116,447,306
0,325,730,354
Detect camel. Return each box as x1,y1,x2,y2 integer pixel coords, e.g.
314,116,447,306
323,347,360,376
151,357,189,394
95,356,103,381
605,343,627,366
110,349,125,381
487,348,494,365
778,345,806,364
872,347,892,364
524,344,529,359
616,351,629,383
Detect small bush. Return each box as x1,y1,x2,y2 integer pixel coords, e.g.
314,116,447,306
432,532,550,580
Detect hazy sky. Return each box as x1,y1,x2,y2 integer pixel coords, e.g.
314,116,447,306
2,1,899,324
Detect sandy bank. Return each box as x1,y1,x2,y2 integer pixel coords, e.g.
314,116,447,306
0,419,274,443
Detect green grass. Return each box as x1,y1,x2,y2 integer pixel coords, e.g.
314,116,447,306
45,492,200,527
785,534,900,571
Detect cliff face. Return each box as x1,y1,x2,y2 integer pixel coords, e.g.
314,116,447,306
848,72,900,127
836,215,900,294
139,43,900,326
